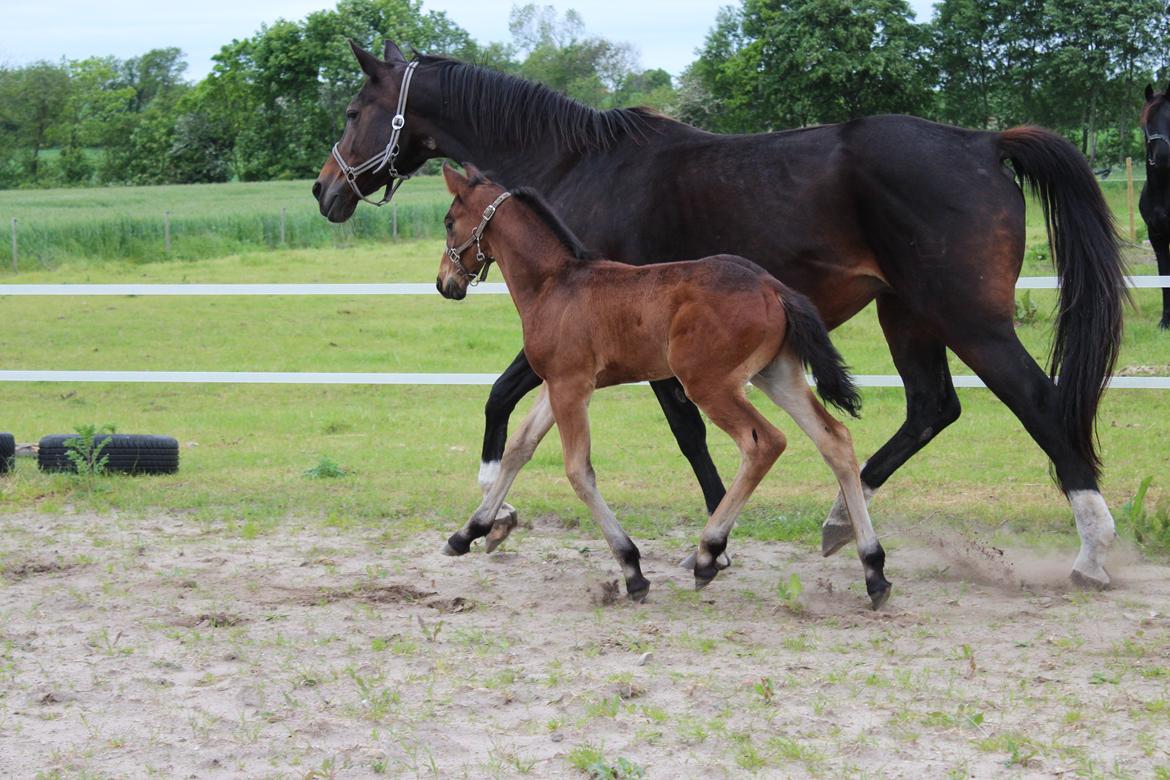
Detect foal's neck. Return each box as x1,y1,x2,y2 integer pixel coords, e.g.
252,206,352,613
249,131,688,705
487,205,577,312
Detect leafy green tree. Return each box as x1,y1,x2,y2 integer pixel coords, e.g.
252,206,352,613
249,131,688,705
0,62,71,180
689,0,933,132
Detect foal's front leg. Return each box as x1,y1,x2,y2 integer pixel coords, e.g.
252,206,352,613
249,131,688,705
548,381,650,602
443,386,554,556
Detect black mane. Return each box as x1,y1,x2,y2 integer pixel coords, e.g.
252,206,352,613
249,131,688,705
419,54,652,152
507,186,600,261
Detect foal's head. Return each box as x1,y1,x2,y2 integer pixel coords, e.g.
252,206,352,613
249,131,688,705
1143,83,1170,169
437,163,508,300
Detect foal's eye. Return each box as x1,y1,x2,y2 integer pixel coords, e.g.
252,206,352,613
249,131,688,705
444,218,453,232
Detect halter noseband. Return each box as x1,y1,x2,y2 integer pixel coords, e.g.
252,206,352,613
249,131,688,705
446,191,512,286
1145,127,1170,167
331,60,420,206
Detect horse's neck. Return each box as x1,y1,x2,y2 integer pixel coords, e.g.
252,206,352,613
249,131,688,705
436,127,575,188
1148,165,1170,200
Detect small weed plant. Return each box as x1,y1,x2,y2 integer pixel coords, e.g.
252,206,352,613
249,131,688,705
1119,476,1170,554
65,424,115,479
776,572,805,613
304,455,348,479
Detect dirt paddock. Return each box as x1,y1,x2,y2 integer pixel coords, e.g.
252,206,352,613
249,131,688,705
1,510,1169,778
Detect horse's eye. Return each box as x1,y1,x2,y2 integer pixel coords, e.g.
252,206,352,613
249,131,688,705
346,109,359,120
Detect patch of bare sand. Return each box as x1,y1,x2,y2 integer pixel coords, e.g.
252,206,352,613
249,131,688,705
1,509,1168,778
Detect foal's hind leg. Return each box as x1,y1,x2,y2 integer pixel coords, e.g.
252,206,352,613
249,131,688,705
547,380,650,602
683,386,787,590
444,385,554,556
753,354,891,608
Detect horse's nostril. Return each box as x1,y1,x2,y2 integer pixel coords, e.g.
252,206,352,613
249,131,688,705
312,181,322,199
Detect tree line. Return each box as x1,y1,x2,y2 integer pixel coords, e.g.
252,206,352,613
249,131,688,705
1,0,1167,190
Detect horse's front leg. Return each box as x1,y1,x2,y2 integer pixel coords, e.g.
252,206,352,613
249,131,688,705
444,385,553,556
549,381,650,602
478,350,544,533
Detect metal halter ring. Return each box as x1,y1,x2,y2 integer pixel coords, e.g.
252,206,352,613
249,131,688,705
330,60,419,207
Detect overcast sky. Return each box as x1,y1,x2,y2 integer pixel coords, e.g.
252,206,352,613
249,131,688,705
2,0,938,81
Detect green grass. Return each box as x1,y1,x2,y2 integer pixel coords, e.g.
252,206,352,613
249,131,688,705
0,238,1166,551
0,177,451,268
0,173,1157,273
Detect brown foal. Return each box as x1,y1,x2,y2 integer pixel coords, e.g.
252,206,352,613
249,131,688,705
436,164,890,608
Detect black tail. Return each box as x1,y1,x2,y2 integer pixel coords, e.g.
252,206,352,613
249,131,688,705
779,288,861,418
998,126,1128,479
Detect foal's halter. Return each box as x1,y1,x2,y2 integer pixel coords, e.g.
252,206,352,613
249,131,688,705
445,191,512,285
331,60,420,206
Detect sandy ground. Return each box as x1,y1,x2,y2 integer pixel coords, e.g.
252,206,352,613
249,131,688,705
1,509,1169,779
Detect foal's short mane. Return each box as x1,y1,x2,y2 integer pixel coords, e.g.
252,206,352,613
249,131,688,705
418,54,654,152
468,173,599,260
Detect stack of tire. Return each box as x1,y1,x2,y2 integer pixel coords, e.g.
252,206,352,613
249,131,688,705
0,433,14,474
37,434,179,475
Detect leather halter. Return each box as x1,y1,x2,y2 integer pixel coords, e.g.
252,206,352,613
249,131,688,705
330,60,419,206
1146,127,1170,167
445,191,512,285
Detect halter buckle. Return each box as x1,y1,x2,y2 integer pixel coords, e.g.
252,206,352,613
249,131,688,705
391,114,405,130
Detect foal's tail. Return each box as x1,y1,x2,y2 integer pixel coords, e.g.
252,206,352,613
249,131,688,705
779,288,862,418
998,126,1128,479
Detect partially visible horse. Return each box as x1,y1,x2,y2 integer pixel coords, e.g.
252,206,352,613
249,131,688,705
315,41,1127,589
436,164,889,607
1140,83,1170,330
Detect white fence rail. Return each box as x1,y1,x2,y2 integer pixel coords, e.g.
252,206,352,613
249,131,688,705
0,277,1168,296
2,277,1167,389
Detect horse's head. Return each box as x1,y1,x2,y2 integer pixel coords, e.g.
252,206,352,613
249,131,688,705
436,163,508,300
313,40,436,222
1143,83,1170,169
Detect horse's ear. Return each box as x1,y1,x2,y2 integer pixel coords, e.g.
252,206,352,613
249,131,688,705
349,39,382,81
383,40,407,64
1147,83,1155,102
443,162,467,195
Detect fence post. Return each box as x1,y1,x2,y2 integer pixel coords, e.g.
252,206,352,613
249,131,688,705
9,218,16,272
392,204,398,239
1126,157,1136,243
164,210,171,255
280,208,287,245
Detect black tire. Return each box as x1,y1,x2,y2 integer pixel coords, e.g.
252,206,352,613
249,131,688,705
0,433,14,474
38,434,179,475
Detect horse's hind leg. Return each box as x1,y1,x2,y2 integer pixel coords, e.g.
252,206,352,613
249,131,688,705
444,385,554,556
547,381,650,602
822,295,960,557
684,385,786,589
753,354,891,608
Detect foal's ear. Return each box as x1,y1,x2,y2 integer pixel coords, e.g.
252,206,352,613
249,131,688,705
349,39,382,81
463,162,483,180
1147,83,1156,102
383,40,407,64
442,162,468,195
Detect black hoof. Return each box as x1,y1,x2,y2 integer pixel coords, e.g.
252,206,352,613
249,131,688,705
443,533,471,556
867,579,892,610
627,576,650,603
1159,318,1170,331
694,564,719,590
1070,568,1110,591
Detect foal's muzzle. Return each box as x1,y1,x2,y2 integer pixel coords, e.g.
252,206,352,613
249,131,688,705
437,276,467,300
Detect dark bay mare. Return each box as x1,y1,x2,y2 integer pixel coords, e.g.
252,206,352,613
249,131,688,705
1140,83,1170,330
313,42,1128,589
435,163,889,606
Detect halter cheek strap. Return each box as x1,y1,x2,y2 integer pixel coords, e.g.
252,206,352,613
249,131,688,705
331,60,420,207
446,191,512,285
